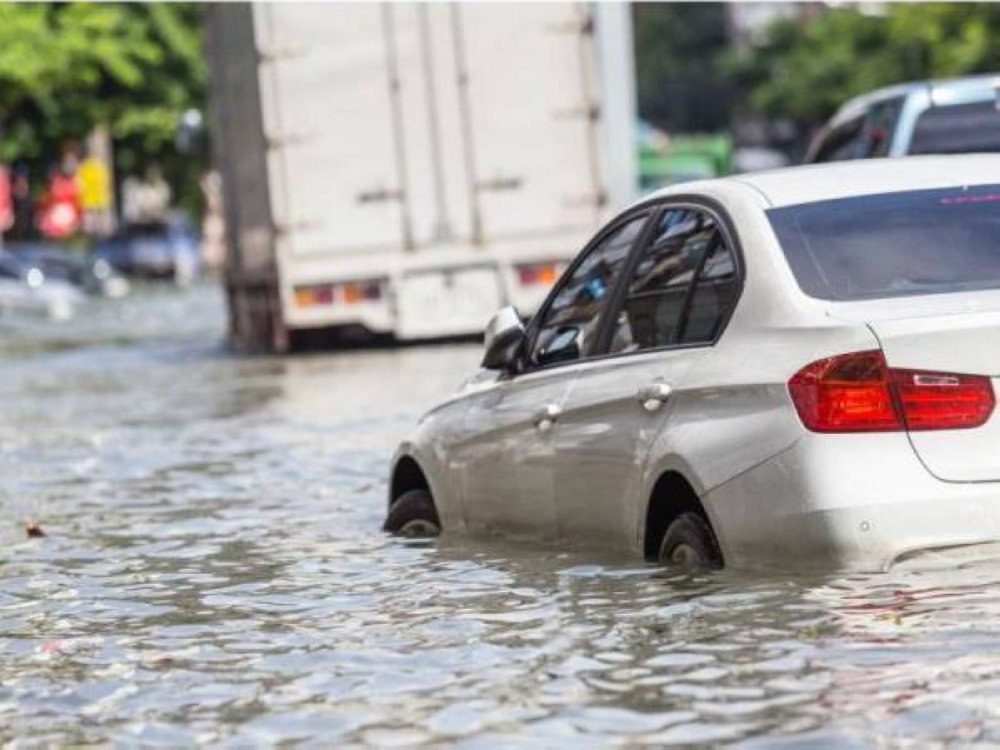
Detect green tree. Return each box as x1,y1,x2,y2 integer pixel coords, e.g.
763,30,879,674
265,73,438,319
0,3,206,213
633,3,735,134
731,3,1000,130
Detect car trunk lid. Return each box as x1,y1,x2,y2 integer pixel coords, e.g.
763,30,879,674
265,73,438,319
866,308,1000,482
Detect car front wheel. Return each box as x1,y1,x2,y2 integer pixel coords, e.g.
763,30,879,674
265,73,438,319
658,512,722,569
383,489,441,537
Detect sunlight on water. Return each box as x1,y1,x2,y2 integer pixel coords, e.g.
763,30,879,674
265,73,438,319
2,285,1000,746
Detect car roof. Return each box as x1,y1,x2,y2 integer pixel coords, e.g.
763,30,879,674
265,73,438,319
646,155,1000,209
831,73,1000,123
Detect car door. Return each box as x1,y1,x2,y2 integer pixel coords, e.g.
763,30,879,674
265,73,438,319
453,213,652,537
552,205,742,547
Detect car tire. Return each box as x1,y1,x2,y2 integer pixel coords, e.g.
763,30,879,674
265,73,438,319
383,489,441,537
658,512,722,569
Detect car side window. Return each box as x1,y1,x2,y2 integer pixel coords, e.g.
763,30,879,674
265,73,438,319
608,208,737,354
861,98,904,158
811,115,865,163
909,101,1000,154
529,214,648,367
678,231,739,344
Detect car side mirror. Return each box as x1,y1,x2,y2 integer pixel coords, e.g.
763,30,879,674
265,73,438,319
481,306,526,371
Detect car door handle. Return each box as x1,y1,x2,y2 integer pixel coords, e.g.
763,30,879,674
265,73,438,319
637,382,673,412
533,403,561,432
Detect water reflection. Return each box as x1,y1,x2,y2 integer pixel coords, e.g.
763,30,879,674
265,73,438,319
2,285,1000,746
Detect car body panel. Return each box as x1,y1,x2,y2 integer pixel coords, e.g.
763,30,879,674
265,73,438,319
453,367,576,537
392,398,472,533
734,154,1000,208
865,310,1000,483
706,430,1000,572
551,348,698,546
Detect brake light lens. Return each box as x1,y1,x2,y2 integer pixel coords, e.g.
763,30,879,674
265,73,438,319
789,351,900,432
789,350,995,433
892,368,995,430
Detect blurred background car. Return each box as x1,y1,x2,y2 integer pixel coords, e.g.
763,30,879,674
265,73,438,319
0,251,84,320
805,74,1000,163
92,214,200,284
6,242,130,298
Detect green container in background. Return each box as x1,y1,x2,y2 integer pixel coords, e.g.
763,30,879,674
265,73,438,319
637,121,733,191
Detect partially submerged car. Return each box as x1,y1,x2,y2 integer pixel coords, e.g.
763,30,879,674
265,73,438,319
386,156,1000,572
0,252,84,320
93,215,200,283
6,243,130,298
805,74,1000,162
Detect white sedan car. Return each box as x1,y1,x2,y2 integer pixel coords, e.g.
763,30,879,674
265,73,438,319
386,156,1000,572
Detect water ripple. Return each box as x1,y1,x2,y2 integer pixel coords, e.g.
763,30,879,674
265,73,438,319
3,286,1000,746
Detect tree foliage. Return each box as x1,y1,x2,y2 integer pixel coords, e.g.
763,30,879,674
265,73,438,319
0,3,206,207
731,3,1000,128
632,3,735,134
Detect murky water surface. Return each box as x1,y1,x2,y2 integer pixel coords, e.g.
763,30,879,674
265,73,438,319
3,285,1000,747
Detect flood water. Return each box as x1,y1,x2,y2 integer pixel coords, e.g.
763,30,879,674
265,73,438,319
3,284,1000,747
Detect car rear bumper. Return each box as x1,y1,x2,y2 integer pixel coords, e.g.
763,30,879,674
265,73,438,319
705,431,1000,572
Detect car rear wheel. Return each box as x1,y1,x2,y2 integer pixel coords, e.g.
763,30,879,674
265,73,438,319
383,489,441,537
658,512,722,570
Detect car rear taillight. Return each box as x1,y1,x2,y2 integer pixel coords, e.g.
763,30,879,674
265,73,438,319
789,351,900,432
788,350,995,433
891,368,995,430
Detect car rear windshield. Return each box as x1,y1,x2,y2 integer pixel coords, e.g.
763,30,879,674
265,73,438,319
768,184,1000,301
909,101,1000,155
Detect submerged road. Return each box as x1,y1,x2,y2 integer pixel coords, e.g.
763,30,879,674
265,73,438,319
2,283,1000,746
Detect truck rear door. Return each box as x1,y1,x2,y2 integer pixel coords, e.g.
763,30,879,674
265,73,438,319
452,3,606,244
255,4,408,257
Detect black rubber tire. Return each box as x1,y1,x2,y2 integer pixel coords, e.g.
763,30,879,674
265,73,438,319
658,512,723,570
383,489,441,537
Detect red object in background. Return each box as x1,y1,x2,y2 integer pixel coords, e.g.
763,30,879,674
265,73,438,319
0,166,13,232
38,173,82,239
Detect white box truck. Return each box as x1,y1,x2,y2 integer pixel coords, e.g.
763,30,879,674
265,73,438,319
207,2,637,351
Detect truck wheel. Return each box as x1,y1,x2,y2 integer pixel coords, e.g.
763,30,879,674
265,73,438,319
383,489,441,537
658,512,722,569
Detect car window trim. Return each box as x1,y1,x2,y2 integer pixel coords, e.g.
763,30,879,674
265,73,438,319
517,206,659,375
673,230,718,343
591,196,746,362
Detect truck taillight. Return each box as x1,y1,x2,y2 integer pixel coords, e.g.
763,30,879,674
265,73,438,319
516,262,561,287
293,279,384,308
338,280,383,304
788,350,995,433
